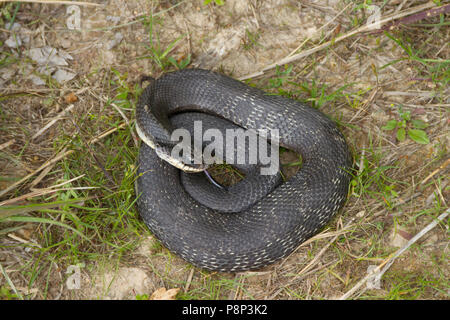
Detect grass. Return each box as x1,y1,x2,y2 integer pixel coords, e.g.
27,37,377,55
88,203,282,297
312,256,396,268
139,15,190,71
0,0,449,300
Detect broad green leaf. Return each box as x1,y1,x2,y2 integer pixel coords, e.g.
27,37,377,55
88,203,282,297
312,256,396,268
396,127,406,142
381,120,398,131
408,129,430,144
411,119,428,129
400,110,411,121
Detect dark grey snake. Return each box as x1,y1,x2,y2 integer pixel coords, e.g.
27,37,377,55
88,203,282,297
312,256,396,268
136,68,352,272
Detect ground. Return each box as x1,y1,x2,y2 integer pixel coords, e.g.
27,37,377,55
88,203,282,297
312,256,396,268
0,0,449,300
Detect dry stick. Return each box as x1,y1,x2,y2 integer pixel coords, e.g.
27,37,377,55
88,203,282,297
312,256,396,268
370,3,450,34
348,88,378,124
8,233,42,248
228,274,244,300
0,0,102,6
250,3,260,29
32,104,74,140
238,2,436,80
184,269,194,292
339,208,450,300
421,158,450,185
88,122,126,144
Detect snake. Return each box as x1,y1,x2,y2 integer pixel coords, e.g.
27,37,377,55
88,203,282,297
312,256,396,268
135,68,352,272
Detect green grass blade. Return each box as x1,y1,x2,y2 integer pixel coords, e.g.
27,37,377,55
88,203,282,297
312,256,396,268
0,216,89,241
0,198,88,218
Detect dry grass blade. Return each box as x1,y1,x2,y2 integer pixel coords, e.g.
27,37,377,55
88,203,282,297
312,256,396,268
0,148,74,198
0,262,24,300
7,233,42,248
421,158,450,185
370,3,450,34
0,139,15,151
0,0,102,6
88,122,127,144
296,219,354,277
184,269,195,292
0,186,95,207
0,121,127,198
32,104,74,140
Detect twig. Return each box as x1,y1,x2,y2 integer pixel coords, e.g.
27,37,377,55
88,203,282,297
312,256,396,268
29,163,54,189
370,3,450,34
339,209,449,300
0,262,24,300
0,0,102,6
184,269,194,292
228,274,244,300
421,158,450,185
88,89,138,147
8,233,42,248
88,122,127,144
32,104,75,140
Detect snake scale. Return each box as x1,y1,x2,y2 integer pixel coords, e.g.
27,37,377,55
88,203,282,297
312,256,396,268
136,68,352,272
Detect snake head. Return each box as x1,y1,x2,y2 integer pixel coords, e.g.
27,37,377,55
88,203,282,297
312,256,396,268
154,145,209,173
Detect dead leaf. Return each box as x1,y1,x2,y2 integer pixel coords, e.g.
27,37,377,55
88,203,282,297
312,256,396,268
390,227,411,248
412,108,426,115
17,227,34,240
65,92,78,104
397,229,413,241
52,69,76,83
150,287,180,300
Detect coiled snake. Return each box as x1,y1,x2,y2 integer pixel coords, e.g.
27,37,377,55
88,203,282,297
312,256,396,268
136,68,352,272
